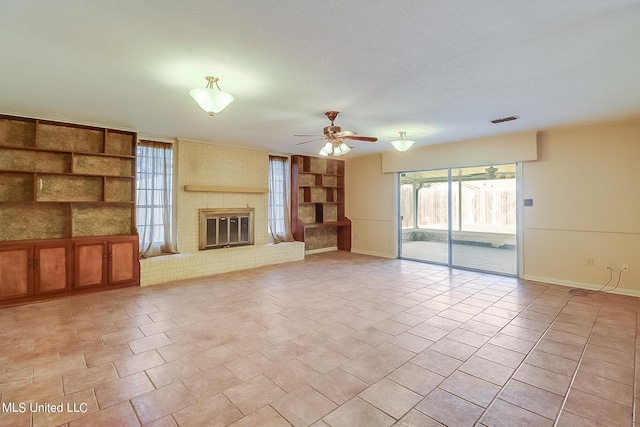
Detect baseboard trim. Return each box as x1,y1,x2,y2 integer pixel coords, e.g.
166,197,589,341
351,249,396,259
522,274,640,298
305,246,339,255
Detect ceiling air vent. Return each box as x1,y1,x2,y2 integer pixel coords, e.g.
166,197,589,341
491,116,519,124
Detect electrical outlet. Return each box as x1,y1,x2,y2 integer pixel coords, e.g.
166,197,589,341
586,258,593,266
622,264,629,272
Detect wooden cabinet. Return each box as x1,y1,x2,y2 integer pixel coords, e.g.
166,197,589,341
75,240,107,289
108,237,138,285
290,155,351,251
0,115,140,306
0,236,139,306
34,242,72,294
0,244,32,300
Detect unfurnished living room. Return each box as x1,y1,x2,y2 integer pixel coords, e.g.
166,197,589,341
1,2,639,426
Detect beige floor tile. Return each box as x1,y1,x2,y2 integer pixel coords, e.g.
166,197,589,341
414,388,484,427
387,362,444,396
341,355,395,384
439,371,501,408
227,405,291,427
523,349,578,376
579,354,634,385
310,368,368,404
225,352,278,381
368,342,416,368
411,348,463,377
555,410,600,427
563,388,632,426
95,371,154,409
32,388,99,427
145,358,200,388
62,363,119,395
265,359,320,392
358,378,422,419
429,337,477,361
513,363,572,396
271,385,337,426
127,333,172,354
68,401,140,427
173,393,242,427
181,365,240,400
388,332,433,353
498,379,563,420
113,349,165,377
571,369,634,407
131,381,195,424
188,344,237,371
323,397,395,427
298,346,349,374
395,409,443,427
7,252,640,426
459,355,515,386
223,375,285,415
480,398,554,427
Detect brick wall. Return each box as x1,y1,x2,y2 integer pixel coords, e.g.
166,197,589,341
140,139,304,286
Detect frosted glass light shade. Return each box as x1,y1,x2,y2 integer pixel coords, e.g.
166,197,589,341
189,88,234,116
390,131,415,152
190,76,234,116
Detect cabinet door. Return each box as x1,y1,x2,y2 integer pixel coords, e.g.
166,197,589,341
0,245,33,300
35,243,71,294
108,237,138,285
75,241,107,288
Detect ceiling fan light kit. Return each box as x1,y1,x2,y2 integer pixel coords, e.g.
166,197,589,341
390,131,415,152
190,76,234,116
319,140,351,157
296,111,377,157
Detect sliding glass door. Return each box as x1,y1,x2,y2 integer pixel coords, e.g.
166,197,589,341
400,164,517,275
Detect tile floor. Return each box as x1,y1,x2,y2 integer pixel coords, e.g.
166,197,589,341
0,251,636,426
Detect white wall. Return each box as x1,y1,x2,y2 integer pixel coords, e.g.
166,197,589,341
521,120,640,294
347,120,640,295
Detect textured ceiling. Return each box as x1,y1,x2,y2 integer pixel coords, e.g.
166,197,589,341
2,1,640,157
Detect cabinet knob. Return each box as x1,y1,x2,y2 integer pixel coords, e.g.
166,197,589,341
35,258,40,268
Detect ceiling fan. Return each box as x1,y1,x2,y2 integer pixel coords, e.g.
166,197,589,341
295,111,377,157
466,166,504,180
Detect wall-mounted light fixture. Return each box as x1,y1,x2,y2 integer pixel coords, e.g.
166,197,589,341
189,76,234,116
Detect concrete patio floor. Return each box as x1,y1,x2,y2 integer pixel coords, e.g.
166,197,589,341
400,240,517,275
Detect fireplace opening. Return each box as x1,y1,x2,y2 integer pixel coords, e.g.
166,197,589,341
199,208,254,250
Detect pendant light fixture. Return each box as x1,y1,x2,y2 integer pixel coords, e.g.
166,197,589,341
389,131,415,152
189,76,234,116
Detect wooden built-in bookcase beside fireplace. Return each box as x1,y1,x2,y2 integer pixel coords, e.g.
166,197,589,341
0,114,139,306
290,155,351,251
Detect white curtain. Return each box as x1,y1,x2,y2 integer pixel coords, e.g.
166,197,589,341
137,141,177,258
268,155,293,243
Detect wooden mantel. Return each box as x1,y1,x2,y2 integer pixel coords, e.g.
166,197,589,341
183,185,269,194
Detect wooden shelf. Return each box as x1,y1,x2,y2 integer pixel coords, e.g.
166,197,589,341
301,220,351,229
291,155,350,251
183,185,268,194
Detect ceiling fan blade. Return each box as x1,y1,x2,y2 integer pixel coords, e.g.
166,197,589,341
294,134,323,137
336,130,357,137
343,136,377,142
295,137,324,145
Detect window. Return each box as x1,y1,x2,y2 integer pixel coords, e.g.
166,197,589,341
137,140,176,257
268,155,292,242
